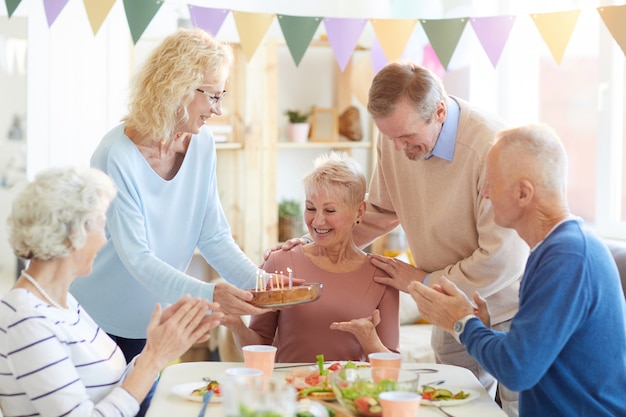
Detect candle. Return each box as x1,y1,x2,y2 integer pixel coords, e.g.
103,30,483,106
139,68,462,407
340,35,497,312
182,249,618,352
274,272,280,290
287,267,293,288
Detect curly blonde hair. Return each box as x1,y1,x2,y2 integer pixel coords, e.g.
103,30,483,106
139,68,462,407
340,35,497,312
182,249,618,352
124,28,234,142
7,167,117,261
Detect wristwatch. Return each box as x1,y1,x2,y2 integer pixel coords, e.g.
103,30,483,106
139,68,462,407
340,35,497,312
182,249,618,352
453,314,477,343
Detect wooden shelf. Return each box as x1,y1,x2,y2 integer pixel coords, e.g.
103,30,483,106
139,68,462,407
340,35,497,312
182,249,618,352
277,141,372,149
216,142,243,150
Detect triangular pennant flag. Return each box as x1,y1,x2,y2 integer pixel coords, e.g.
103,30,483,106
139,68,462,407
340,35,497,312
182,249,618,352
370,18,418,63
232,11,275,62
597,5,626,56
420,18,468,70
123,0,163,44
188,5,229,37
277,14,322,66
470,15,516,68
43,0,70,27
83,0,116,36
5,0,22,17
531,10,580,65
324,17,367,72
370,38,387,74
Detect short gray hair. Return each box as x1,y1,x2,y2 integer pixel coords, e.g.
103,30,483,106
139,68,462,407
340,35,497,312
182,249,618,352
495,124,568,195
302,151,366,207
7,167,117,260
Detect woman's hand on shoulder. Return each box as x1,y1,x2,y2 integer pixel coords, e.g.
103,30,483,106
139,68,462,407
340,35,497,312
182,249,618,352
262,237,309,262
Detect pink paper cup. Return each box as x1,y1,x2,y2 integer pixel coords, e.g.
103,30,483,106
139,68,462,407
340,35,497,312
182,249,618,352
379,391,421,417
242,345,277,385
368,352,402,381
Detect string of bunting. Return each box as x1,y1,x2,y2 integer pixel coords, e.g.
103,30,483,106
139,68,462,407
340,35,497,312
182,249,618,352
4,0,626,72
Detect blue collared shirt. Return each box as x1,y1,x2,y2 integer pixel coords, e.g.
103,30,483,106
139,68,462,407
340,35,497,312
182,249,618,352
426,97,460,162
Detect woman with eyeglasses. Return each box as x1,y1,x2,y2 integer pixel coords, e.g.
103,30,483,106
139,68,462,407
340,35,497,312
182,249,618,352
70,28,269,416
0,166,222,417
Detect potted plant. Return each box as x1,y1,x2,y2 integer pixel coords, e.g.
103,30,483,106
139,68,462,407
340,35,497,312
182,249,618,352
284,109,311,143
278,199,304,242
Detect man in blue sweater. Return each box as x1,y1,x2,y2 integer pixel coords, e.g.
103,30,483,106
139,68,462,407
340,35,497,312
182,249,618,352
410,124,626,416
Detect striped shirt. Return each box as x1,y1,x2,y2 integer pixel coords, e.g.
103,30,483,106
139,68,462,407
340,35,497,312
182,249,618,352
0,289,139,416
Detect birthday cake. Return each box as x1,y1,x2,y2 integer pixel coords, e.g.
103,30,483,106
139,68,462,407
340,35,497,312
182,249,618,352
249,282,322,308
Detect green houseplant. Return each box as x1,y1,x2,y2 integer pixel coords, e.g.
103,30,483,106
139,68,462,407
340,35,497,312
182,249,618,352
284,109,311,143
278,199,304,242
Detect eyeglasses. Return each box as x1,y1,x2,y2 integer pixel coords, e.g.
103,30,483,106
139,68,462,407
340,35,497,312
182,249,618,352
195,88,227,108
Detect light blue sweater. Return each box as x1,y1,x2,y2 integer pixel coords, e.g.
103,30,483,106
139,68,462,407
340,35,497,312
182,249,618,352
70,124,258,338
462,219,626,416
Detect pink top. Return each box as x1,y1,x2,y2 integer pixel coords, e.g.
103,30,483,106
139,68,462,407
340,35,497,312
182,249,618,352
250,245,400,363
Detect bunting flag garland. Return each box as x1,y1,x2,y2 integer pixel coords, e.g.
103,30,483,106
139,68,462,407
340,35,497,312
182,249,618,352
83,0,116,35
123,0,163,44
470,15,516,68
324,17,368,71
531,10,581,65
188,5,229,37
5,0,21,17
420,18,469,70
597,5,626,56
370,18,419,63
43,0,70,27
4,2,626,70
277,14,322,66
232,11,275,62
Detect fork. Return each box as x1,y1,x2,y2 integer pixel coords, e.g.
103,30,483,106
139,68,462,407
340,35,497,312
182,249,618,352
433,404,456,417
197,390,213,417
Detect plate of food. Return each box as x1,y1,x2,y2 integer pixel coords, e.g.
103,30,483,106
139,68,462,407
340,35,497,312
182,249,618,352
285,354,364,400
248,282,322,308
419,385,480,406
171,380,222,403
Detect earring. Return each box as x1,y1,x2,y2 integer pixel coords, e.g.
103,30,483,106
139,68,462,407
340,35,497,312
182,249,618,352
356,220,361,224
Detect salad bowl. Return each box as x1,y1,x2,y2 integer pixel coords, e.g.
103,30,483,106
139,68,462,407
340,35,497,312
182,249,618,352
329,367,419,417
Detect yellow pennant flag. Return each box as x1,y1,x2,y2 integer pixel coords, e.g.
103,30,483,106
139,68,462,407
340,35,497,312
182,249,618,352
232,11,275,62
370,18,419,63
531,10,580,65
83,0,115,36
597,5,626,56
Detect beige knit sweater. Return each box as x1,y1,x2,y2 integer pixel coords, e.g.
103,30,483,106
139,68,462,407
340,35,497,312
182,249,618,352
355,97,529,324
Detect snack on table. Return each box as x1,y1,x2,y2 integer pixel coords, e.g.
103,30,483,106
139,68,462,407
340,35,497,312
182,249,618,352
249,282,322,308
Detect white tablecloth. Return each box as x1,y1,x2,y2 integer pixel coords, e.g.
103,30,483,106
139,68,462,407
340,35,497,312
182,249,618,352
146,361,506,417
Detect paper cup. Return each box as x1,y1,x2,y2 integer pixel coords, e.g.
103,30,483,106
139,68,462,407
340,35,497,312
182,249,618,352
242,345,277,385
368,352,402,381
379,391,421,417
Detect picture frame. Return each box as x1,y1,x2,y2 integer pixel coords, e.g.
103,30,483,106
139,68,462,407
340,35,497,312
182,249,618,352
309,107,339,142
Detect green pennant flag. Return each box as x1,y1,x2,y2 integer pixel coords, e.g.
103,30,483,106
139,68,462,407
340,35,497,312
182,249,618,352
420,18,468,70
123,0,163,44
277,14,322,66
5,0,22,17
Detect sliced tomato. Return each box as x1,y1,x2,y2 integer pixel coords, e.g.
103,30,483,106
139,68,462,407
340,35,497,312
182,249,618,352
327,362,342,371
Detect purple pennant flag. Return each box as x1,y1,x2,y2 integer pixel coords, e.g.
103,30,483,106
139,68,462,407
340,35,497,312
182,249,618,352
370,38,387,73
470,15,516,68
188,5,229,36
324,17,368,72
43,0,69,27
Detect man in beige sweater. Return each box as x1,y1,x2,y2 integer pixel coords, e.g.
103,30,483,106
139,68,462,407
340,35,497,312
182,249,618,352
357,61,528,417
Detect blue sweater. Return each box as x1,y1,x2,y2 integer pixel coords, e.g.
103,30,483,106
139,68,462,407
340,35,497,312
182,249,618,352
462,218,626,416
70,124,258,338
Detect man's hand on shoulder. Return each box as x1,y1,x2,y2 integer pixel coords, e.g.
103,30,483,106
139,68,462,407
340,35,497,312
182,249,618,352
370,253,427,292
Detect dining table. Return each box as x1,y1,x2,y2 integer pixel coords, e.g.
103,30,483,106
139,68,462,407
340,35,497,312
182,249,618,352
146,361,507,417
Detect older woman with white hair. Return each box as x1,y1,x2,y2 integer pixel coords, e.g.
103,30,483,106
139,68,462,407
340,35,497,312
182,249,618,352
224,151,400,362
0,166,222,417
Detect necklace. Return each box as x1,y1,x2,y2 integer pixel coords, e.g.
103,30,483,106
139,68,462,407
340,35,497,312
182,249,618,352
20,270,67,310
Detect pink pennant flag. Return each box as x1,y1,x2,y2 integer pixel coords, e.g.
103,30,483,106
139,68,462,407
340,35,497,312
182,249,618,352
188,5,229,36
470,15,516,68
43,0,70,27
422,44,446,80
324,17,368,72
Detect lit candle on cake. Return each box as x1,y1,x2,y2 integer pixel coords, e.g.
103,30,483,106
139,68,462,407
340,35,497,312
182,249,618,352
287,267,293,288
